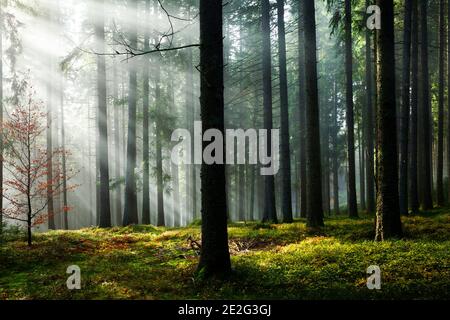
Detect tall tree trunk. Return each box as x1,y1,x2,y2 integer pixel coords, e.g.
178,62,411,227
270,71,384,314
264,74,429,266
123,0,139,225
298,0,307,218
185,11,196,223
169,74,181,227
0,3,3,236
60,78,68,230
375,0,403,241
364,11,375,214
399,0,413,215
447,0,450,203
96,0,111,228
261,0,277,223
409,0,419,213
344,0,358,218
277,0,293,223
142,0,151,225
437,0,445,206
112,33,121,225
197,0,231,277
155,54,165,227
358,119,366,210
303,0,324,228
364,0,375,214
332,81,340,215
419,0,433,210
47,58,55,230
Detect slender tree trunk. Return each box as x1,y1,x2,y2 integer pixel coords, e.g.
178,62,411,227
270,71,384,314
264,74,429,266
303,0,324,228
123,0,139,225
0,3,3,236
197,0,231,277
332,81,340,215
169,75,181,227
142,0,151,225
47,59,55,230
409,0,419,213
399,0,413,215
261,0,277,223
155,54,165,227
437,0,445,206
447,0,450,203
185,11,196,223
60,78,68,230
375,0,403,241
277,0,293,223
96,0,111,228
344,0,358,218
419,0,433,210
358,119,366,210
112,35,121,225
298,0,307,218
364,2,375,214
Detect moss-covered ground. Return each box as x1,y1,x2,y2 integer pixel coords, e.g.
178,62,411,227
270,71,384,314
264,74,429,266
1,209,449,300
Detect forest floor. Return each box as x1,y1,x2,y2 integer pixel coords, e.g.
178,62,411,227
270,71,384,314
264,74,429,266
1,208,450,300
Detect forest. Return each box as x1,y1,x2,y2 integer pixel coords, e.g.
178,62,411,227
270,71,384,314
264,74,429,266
0,0,449,301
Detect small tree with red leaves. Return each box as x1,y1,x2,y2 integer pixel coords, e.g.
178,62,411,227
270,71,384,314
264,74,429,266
1,86,77,246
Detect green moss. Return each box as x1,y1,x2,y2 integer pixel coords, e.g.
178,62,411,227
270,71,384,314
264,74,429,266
1,209,449,299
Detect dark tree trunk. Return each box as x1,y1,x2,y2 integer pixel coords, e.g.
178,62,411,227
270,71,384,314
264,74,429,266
409,0,419,213
358,120,365,211
448,0,450,203
197,0,231,277
277,0,293,223
365,0,375,214
261,0,277,223
303,0,324,228
169,74,181,227
437,0,445,206
112,32,121,225
142,0,151,225
375,0,403,241
298,0,307,218
0,3,3,236
399,0,412,215
47,60,55,230
344,0,358,218
419,0,433,210
123,0,139,225
155,54,165,227
332,81,340,215
60,79,68,230
96,0,111,228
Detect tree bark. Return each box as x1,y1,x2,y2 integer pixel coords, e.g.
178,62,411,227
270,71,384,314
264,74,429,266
344,0,358,218
123,0,139,225
409,0,419,213
364,0,375,214
96,0,111,228
277,0,293,223
0,3,3,236
332,81,340,215
419,0,433,210
399,0,412,215
437,0,445,206
197,0,231,277
155,53,165,227
375,0,403,241
298,0,307,218
142,0,151,225
261,0,277,223
303,0,324,228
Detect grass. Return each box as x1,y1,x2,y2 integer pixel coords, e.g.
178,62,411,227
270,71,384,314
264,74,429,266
1,209,450,300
